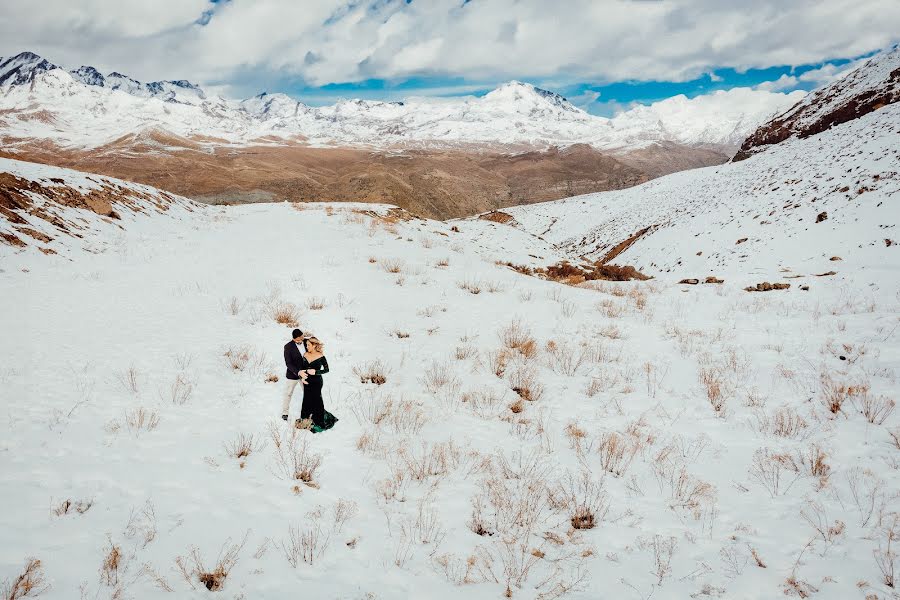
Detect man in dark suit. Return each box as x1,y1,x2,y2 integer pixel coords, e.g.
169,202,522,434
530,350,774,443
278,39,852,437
281,328,308,421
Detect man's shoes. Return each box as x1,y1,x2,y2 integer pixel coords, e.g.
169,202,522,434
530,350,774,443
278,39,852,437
281,414,289,421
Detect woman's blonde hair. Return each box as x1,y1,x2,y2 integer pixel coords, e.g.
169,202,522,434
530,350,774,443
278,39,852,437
306,337,324,353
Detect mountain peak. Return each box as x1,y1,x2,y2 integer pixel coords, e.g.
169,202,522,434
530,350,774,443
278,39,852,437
0,51,58,87
483,80,580,115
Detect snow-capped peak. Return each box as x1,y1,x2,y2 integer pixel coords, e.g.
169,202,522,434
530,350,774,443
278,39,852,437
482,80,581,115
0,51,58,87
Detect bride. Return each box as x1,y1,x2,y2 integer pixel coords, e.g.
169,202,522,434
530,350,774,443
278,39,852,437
298,337,338,433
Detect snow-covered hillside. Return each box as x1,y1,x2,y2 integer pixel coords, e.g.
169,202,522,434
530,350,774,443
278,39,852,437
0,157,201,258
734,46,900,160
0,51,803,152
2,180,899,598
464,98,899,288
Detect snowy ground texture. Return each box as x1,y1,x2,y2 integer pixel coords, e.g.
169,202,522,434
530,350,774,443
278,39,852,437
1,98,900,598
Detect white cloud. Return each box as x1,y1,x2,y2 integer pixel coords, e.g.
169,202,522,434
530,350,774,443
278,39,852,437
755,74,799,92
1,0,898,91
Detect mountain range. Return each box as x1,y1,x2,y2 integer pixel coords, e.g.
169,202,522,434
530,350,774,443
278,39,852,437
0,50,808,218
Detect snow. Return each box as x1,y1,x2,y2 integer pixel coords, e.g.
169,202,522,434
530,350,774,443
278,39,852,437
464,101,900,288
0,53,804,152
2,111,900,598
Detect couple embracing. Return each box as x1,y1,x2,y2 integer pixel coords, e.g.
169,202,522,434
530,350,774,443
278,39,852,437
282,328,337,433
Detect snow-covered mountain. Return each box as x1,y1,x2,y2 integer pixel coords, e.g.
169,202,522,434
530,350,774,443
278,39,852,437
461,77,899,286
734,45,900,160
0,50,803,153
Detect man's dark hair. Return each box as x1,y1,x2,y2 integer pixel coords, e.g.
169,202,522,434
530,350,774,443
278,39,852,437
291,328,303,339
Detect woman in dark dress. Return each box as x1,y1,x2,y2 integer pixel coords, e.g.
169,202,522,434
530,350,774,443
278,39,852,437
298,337,337,432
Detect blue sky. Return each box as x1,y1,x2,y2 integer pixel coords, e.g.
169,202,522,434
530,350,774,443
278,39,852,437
256,56,867,116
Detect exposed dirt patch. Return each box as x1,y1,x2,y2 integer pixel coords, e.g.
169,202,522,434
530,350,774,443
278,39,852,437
0,138,728,220
600,226,653,264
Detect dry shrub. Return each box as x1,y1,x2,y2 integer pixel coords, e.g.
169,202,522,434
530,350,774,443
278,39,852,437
458,279,483,294
546,341,588,376
282,519,331,568
749,448,801,497
509,398,525,414
699,367,727,416
596,431,640,477
549,470,609,530
797,445,831,487
114,365,141,394
422,360,459,394
225,432,261,466
487,349,513,378
393,329,410,339
125,407,160,434
271,429,323,484
860,395,895,425
349,393,427,435
100,539,123,586
770,407,808,438
223,345,252,371
397,441,461,481
564,422,588,448
596,299,625,318
597,325,622,339
175,534,247,591
269,301,302,327
161,371,194,405
890,427,900,450
381,258,405,274
874,514,898,589
461,390,506,419
353,360,389,385
509,366,544,402
454,345,478,360
53,498,93,516
499,320,537,357
306,296,326,311
2,558,48,599
435,258,450,268
638,535,677,585
222,296,243,316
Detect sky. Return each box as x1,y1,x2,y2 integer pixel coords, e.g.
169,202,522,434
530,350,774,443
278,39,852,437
1,0,898,116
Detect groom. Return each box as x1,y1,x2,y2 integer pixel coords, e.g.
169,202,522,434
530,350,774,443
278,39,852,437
282,328,308,421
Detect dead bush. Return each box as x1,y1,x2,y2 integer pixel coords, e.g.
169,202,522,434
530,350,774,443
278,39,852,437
269,301,302,327
454,345,478,360
223,345,252,372
874,514,898,589
509,366,544,402
461,390,506,419
499,320,537,357
458,279,483,294
381,258,406,274
222,296,243,316
769,407,808,438
487,349,513,378
125,407,160,434
306,296,326,311
797,445,831,486
2,558,48,599
546,341,588,376
100,539,123,586
353,360,389,385
225,433,262,467
397,441,461,481
597,431,640,477
281,512,331,567
114,365,141,394
272,430,323,484
422,360,459,394
550,470,609,530
349,394,427,435
175,534,247,591
860,395,895,425
699,368,727,416
749,448,801,497
160,371,195,405
53,498,93,516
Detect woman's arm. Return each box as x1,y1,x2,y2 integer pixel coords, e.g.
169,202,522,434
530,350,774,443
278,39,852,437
316,357,329,375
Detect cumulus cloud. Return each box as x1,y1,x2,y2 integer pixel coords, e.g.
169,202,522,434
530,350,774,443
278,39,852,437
1,0,898,91
755,74,800,92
